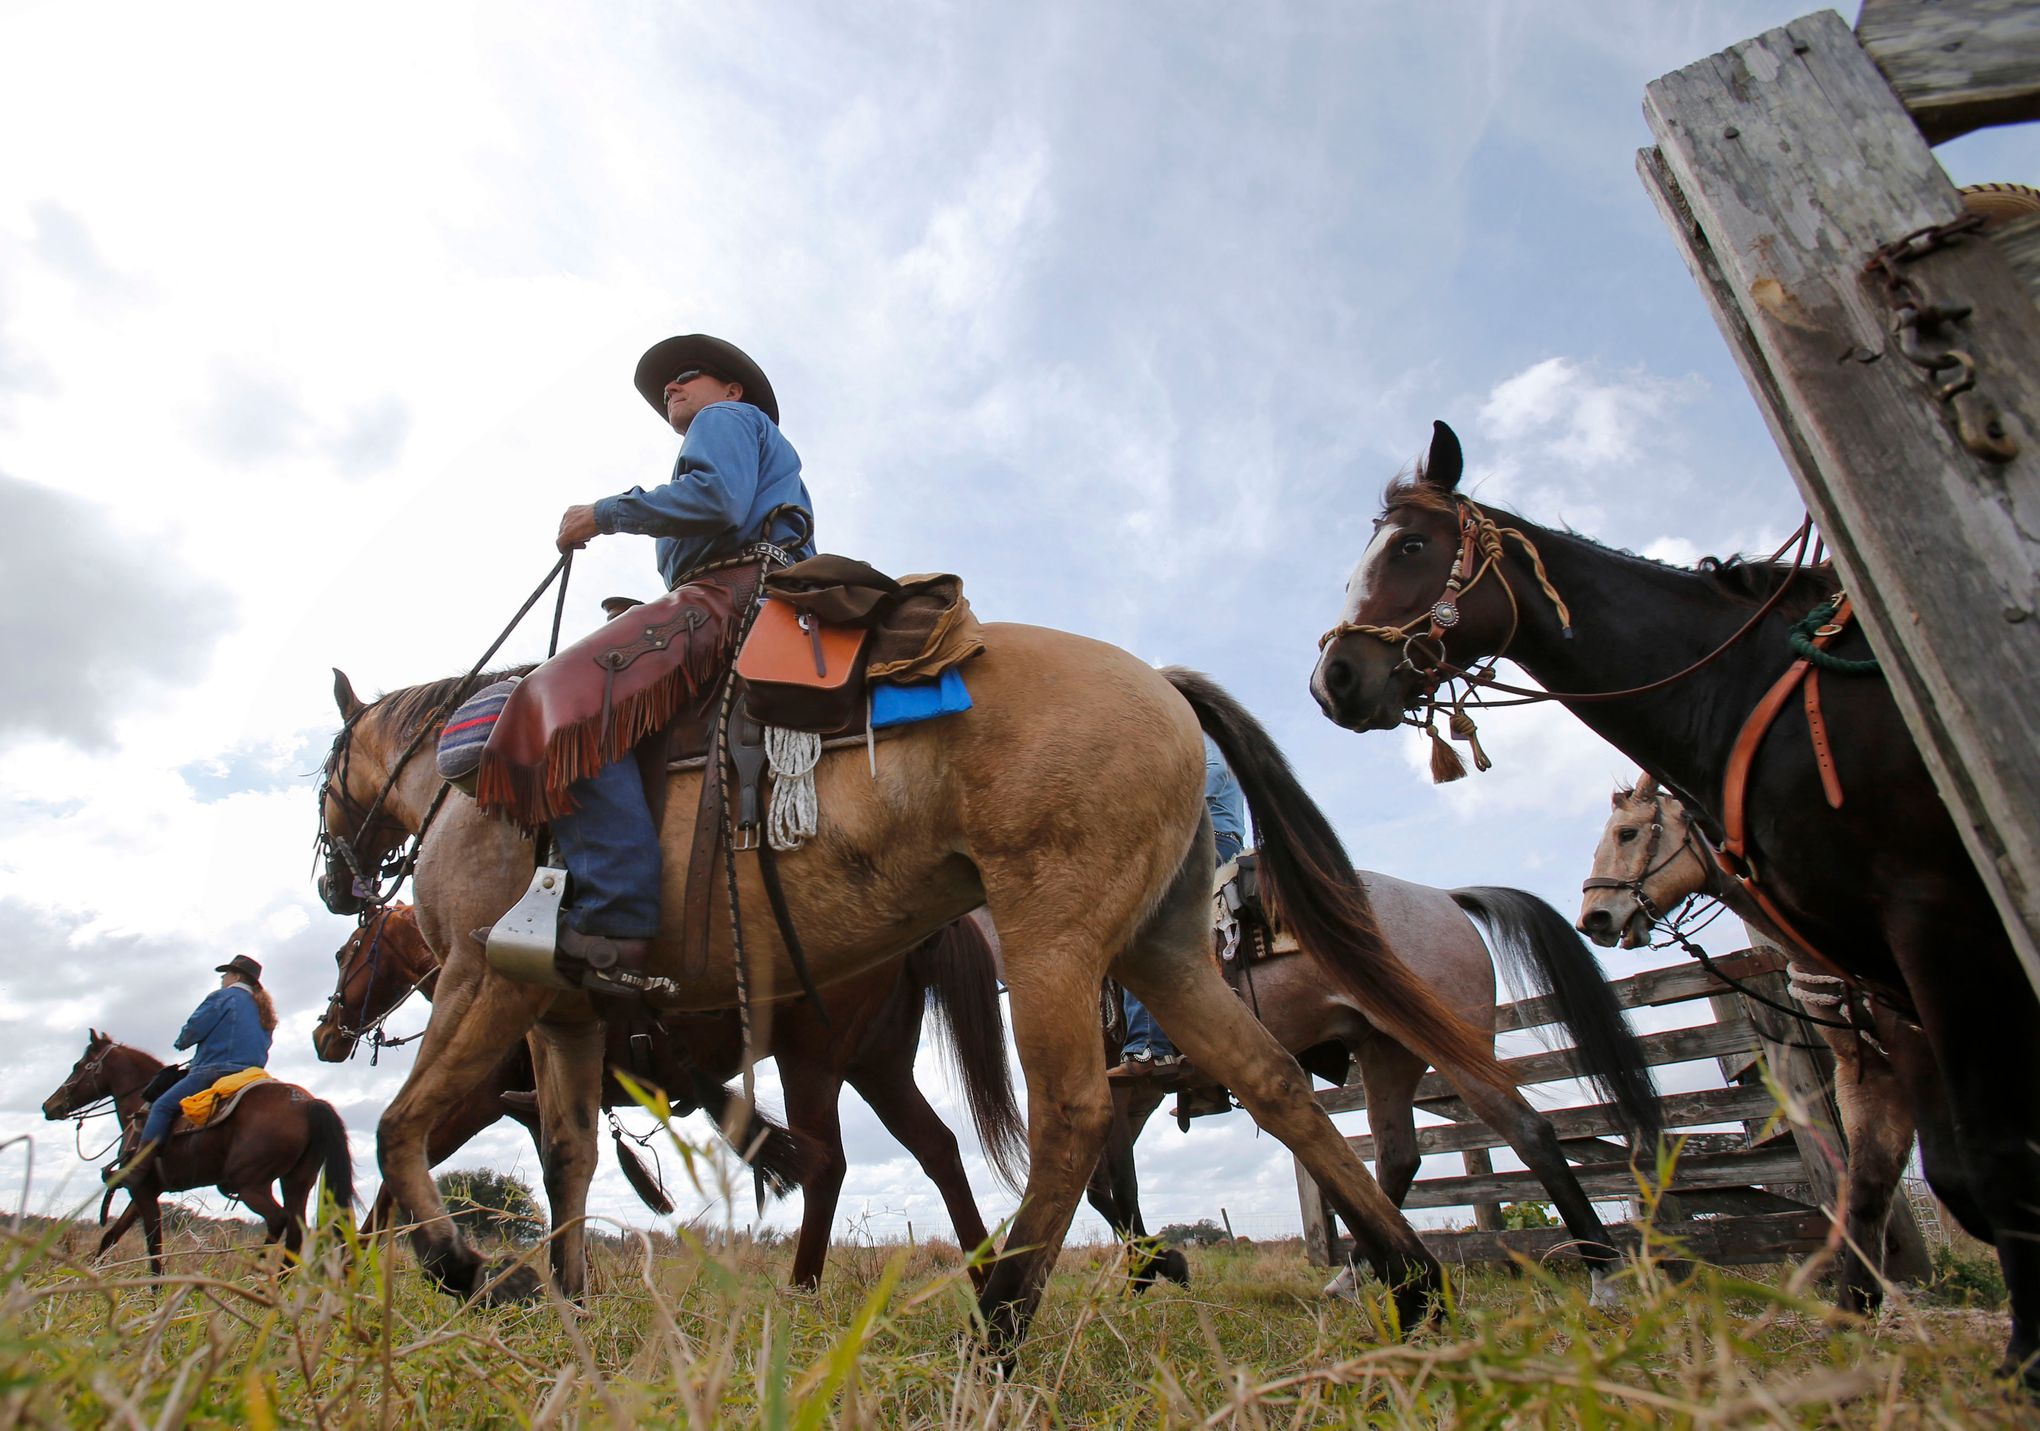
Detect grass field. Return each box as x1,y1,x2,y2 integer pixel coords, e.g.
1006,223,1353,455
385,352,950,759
0,1198,2025,1428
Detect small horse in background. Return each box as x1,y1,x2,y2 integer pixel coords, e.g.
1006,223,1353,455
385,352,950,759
1089,872,1664,1293
42,1033,354,1274
314,902,1024,1291
1577,776,1923,1313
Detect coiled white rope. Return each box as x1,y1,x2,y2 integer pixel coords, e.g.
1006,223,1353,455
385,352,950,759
764,725,821,851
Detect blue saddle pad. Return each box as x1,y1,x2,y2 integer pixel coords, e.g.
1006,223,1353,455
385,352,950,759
869,667,972,730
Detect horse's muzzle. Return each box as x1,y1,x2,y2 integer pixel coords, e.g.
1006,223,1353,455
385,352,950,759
318,870,367,919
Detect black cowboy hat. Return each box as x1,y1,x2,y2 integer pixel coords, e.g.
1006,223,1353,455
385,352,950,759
633,334,779,426
215,954,263,986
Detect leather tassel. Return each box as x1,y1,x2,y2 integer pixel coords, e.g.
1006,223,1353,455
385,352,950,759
613,1132,675,1216
1427,723,1468,784
1449,709,1493,773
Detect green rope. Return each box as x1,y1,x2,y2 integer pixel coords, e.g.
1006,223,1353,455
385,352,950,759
1788,599,1881,675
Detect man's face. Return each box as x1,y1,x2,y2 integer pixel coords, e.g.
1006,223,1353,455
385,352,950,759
662,369,744,433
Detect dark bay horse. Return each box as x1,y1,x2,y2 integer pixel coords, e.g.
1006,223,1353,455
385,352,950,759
1088,875,1661,1297
1577,776,1922,1314
319,636,1565,1351
1312,418,2040,1384
314,902,1022,1290
43,1033,355,1274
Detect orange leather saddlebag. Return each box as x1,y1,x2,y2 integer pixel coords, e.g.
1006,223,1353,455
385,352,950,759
735,596,872,734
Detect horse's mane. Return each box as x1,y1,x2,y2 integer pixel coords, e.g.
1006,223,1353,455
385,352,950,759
1378,476,1839,607
371,665,535,744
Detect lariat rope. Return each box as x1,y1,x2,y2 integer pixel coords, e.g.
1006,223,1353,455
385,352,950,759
764,726,821,851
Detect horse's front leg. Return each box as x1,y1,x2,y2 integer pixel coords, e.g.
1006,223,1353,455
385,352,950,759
378,951,553,1302
529,1010,604,1299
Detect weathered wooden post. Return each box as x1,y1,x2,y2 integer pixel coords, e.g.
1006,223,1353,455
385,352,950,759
1639,6,2040,998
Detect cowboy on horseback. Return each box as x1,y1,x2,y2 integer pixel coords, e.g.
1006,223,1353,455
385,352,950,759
110,953,275,1178
540,334,814,996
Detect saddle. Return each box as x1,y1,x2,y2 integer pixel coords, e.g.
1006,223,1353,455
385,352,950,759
480,549,983,1009
176,1068,275,1130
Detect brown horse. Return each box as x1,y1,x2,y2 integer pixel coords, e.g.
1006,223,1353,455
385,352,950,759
1577,776,1922,1314
1311,418,2040,1385
317,639,1554,1351
314,902,1022,1290
42,1033,355,1274
1088,875,1661,1296
314,905,812,1236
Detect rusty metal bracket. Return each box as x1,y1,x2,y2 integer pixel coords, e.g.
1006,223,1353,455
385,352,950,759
1866,216,2018,464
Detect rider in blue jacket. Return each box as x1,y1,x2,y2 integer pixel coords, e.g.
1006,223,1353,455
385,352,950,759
547,335,814,992
114,955,276,1177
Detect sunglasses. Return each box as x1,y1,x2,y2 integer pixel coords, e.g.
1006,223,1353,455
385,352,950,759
665,369,726,390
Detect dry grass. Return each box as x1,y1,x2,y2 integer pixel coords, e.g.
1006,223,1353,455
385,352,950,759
0,1196,2025,1429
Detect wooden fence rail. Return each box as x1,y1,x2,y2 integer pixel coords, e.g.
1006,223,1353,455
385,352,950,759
1292,946,1931,1278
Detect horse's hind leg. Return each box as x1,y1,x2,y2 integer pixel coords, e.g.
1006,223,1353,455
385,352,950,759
378,954,554,1302
1120,929,1440,1328
848,1056,994,1292
975,951,1119,1350
239,1181,293,1253
529,1011,604,1299
779,1055,848,1291
1354,1037,1427,1207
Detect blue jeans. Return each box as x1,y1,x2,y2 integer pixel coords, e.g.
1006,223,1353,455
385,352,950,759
1122,829,1245,1058
550,758,664,939
139,1065,239,1148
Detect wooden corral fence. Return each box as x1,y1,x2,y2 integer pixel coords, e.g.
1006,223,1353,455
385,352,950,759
1292,946,1932,1278
1639,2,2040,997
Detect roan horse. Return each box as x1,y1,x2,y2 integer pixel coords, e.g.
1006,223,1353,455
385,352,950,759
317,634,1611,1349
42,1033,355,1274
314,901,1024,1289
1577,776,1922,1314
1312,418,2040,1384
1088,878,1662,1289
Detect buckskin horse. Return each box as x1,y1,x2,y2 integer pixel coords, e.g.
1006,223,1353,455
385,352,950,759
315,901,1023,1289
42,1033,355,1274
317,631,1614,1351
1577,776,1922,1314
1088,876,1661,1292
1311,418,2040,1385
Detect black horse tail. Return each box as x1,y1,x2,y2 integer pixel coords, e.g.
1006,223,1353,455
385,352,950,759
1162,668,1516,1096
1450,886,1663,1154
305,1100,357,1216
688,1076,818,1200
911,912,1029,1192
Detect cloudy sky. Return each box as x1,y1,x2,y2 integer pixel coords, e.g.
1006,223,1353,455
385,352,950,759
1,2,2029,1249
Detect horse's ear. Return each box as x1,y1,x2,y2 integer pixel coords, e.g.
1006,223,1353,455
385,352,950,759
1634,773,1658,798
1421,421,1464,492
333,668,366,720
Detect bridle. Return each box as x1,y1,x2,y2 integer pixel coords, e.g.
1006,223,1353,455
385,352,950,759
52,1042,157,1157
1579,789,1709,930
315,550,578,914
319,906,433,1064
1319,497,1818,716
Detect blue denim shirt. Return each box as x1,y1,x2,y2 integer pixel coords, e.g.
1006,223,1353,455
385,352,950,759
174,984,273,1070
591,402,817,589
1204,735,1248,853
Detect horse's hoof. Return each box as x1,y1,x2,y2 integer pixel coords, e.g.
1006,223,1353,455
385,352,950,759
1588,1269,1626,1310
1323,1265,1361,1302
472,1263,543,1306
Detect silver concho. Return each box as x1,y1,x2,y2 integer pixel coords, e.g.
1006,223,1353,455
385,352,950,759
1430,600,1461,628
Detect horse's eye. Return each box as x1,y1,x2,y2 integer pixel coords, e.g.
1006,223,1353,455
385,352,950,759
1618,827,1640,844
1398,536,1426,557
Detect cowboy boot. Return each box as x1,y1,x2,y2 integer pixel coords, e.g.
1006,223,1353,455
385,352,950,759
559,928,657,1001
